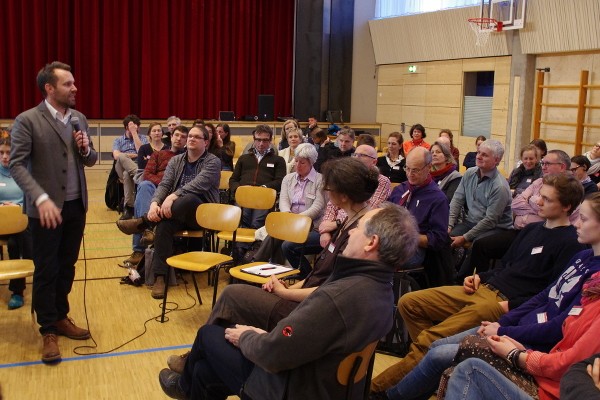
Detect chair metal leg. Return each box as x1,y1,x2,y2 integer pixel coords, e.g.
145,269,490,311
211,266,221,308
190,272,203,305
160,268,172,323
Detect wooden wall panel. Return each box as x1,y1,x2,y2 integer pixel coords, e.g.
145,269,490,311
492,84,510,111
376,104,402,124
425,61,464,85
378,65,406,85
425,85,463,108
425,107,462,132
377,85,404,105
401,106,426,125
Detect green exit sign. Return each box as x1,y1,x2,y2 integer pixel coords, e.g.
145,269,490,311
408,65,417,73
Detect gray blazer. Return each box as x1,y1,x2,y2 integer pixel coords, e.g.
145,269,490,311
9,101,98,218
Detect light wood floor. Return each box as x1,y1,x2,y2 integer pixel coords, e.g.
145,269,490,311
0,165,402,399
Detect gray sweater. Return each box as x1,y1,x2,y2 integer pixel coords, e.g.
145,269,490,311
151,151,221,205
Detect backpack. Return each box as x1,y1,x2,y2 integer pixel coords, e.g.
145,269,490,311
105,160,124,211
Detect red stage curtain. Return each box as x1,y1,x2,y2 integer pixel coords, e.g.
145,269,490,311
0,0,294,120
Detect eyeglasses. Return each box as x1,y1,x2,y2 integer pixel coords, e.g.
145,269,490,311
403,164,430,174
594,143,600,148
352,153,376,160
540,161,562,167
570,165,584,172
254,138,271,143
188,134,207,141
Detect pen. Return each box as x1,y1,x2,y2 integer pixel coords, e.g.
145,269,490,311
260,267,276,271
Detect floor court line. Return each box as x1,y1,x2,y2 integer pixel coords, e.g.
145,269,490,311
0,343,192,369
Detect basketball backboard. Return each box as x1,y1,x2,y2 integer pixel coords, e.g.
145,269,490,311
480,0,527,30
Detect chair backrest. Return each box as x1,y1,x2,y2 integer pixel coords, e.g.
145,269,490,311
196,204,241,232
337,340,378,399
235,185,277,210
219,170,233,190
264,212,312,244
0,206,28,236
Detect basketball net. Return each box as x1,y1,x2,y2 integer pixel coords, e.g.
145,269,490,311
468,18,502,47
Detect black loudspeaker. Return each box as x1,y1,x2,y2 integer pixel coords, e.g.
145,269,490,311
258,95,274,121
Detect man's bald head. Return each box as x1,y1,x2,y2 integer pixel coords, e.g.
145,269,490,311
354,144,378,167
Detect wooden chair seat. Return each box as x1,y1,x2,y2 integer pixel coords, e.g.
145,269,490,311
217,228,255,243
228,262,300,284
0,259,35,281
167,252,233,273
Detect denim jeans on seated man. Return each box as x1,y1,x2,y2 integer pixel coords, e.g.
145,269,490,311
132,180,157,253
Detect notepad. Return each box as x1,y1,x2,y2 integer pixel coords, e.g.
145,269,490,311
241,263,294,276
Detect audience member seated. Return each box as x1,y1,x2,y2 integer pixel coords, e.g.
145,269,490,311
388,147,449,269
278,127,303,174
303,116,319,142
447,139,512,251
402,124,430,154
113,114,148,219
0,135,32,310
163,115,181,147
203,123,219,156
357,133,376,148
561,353,600,399
309,128,328,150
374,176,593,399
438,129,459,162
229,124,286,229
203,157,378,334
377,132,407,184
462,135,486,170
215,123,235,171
444,269,600,400
116,126,188,267
370,173,586,394
159,203,419,400
572,154,599,197
253,144,326,278
314,127,355,172
141,126,219,299
135,122,167,182
508,144,542,198
278,118,299,151
515,138,548,169
284,147,390,278
430,140,462,203
585,141,600,188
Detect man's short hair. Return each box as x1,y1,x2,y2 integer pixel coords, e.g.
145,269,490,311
479,139,505,160
36,61,71,97
542,172,584,215
254,124,273,139
167,116,181,125
571,155,591,171
547,149,571,169
173,125,189,135
337,128,356,141
364,203,419,269
123,114,141,129
357,133,376,148
312,128,328,141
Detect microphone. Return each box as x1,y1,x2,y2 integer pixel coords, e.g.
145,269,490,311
71,116,81,132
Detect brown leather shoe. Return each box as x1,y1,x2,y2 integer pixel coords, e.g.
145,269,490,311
152,275,165,299
123,251,145,267
55,317,91,340
167,351,190,374
42,334,61,363
141,229,155,246
116,217,146,235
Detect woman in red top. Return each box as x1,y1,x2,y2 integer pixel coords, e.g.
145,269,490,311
402,123,430,155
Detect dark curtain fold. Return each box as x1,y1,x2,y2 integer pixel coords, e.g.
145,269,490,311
0,0,295,120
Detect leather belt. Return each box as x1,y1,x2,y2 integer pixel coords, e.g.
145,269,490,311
483,283,508,301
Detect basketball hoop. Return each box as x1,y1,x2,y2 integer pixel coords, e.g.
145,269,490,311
468,17,502,47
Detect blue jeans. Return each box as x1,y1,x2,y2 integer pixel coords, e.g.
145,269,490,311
446,358,534,400
132,180,156,252
281,230,323,279
386,327,478,400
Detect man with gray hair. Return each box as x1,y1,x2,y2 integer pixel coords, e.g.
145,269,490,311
159,204,419,399
447,139,512,248
163,115,181,146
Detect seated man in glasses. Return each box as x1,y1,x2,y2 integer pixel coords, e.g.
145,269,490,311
229,124,286,230
388,146,449,269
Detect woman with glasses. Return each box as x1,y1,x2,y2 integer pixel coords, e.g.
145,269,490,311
571,155,598,197
508,144,542,198
585,142,600,189
430,140,462,203
377,132,407,183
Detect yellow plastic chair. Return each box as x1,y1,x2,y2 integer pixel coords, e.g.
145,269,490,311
228,212,312,284
337,340,378,400
217,185,277,247
0,206,34,288
161,203,241,322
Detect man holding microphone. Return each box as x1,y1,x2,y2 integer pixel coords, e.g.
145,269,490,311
10,61,97,363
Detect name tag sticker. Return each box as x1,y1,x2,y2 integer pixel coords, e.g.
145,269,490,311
0,182,6,187
267,163,274,168
568,306,583,316
328,243,335,253
526,178,532,183
536,312,547,323
393,166,400,170
531,246,543,255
